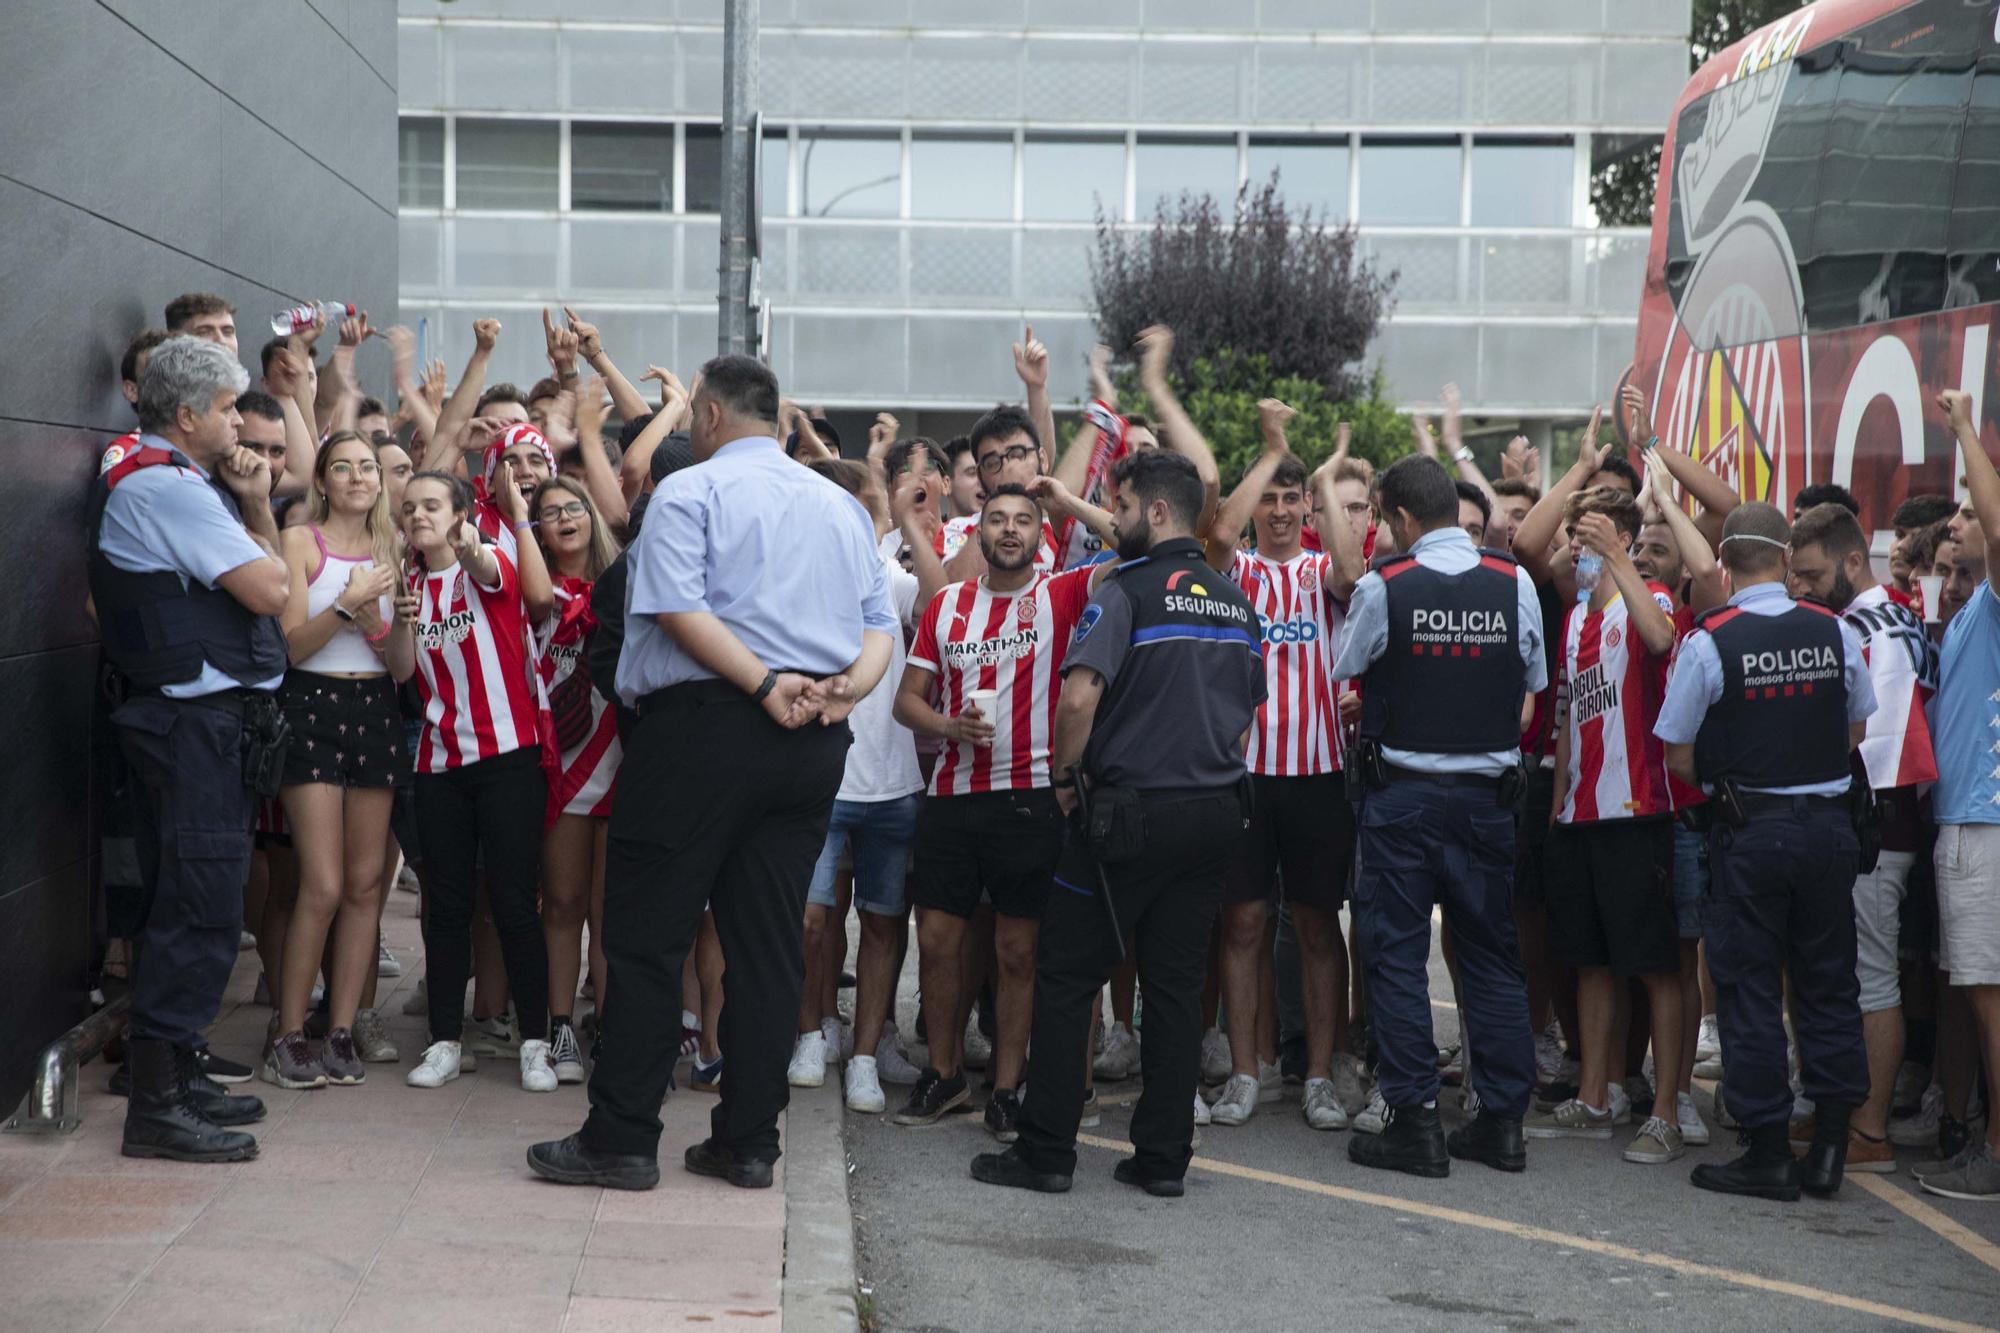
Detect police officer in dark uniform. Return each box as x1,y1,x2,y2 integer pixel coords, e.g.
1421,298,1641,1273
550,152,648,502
90,336,292,1163
1331,454,1545,1179
1653,501,1876,1200
969,451,1265,1198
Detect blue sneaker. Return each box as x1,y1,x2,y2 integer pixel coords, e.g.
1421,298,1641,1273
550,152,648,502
691,1053,723,1093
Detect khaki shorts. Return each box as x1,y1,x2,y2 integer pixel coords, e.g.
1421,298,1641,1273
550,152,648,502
1936,824,2000,987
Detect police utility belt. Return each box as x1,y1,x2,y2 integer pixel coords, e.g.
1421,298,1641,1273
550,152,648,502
135,685,292,799
1348,737,1525,810
1069,774,1252,865
1702,778,1881,873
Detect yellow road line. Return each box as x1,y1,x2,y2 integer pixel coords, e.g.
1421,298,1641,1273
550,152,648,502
1072,1132,1995,1333
1851,1174,2000,1279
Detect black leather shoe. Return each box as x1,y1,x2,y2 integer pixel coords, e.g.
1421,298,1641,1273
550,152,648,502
970,1147,1071,1194
1447,1111,1527,1172
1113,1157,1184,1198
1800,1103,1854,1197
685,1139,774,1189
527,1133,660,1190
187,1066,265,1126
121,1039,258,1164
1692,1122,1801,1201
108,1061,131,1097
1349,1104,1449,1178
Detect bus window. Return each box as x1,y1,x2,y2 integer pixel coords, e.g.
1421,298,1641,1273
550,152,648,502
1947,65,2000,310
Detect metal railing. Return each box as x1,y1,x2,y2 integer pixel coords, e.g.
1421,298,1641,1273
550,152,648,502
5,993,129,1136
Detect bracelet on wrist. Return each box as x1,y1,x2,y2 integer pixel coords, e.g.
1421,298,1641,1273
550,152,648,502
512,520,532,533
365,622,392,644
333,602,356,623
750,669,779,704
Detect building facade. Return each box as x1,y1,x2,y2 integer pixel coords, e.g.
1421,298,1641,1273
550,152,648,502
397,0,1691,436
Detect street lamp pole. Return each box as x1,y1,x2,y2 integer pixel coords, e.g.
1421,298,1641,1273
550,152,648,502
718,0,758,356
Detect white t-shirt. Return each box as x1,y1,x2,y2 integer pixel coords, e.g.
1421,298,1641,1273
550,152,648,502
837,553,925,803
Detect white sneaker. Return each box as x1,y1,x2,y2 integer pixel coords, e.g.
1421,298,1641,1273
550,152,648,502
519,1039,557,1092
1890,1084,1944,1147
1093,1026,1141,1081
1354,1085,1389,1135
1606,1079,1634,1125
1255,1058,1284,1105
962,1020,992,1071
407,1040,462,1088
1193,1090,1212,1126
874,1026,923,1085
1892,1062,1929,1115
1199,1027,1232,1084
1696,1014,1721,1064
820,1016,849,1064
465,1014,518,1057
376,938,402,978
1534,1021,1566,1084
844,1055,886,1112
1676,1090,1710,1146
788,1031,828,1088
1209,1074,1260,1126
1304,1078,1350,1131
1330,1051,1369,1115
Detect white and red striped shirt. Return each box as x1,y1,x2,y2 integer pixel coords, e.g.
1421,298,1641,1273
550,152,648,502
1230,549,1346,776
1842,583,1939,790
536,577,622,817
909,568,1096,795
936,514,1061,572
1558,584,1675,824
409,552,543,773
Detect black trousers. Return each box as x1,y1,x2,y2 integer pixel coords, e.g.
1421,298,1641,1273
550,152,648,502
113,696,255,1047
1015,787,1245,1180
1705,799,1867,1128
414,747,550,1043
583,683,849,1163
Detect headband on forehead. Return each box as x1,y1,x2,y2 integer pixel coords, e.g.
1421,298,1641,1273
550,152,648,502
1718,532,1789,550
483,422,555,492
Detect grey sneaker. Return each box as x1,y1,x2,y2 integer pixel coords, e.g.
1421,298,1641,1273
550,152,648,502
1623,1115,1685,1164
1913,1136,1982,1181
376,938,402,978
1526,1098,1615,1139
1917,1142,2000,1201
401,977,428,1017
262,1030,328,1090
353,1008,400,1063
321,1028,366,1086
1304,1078,1350,1131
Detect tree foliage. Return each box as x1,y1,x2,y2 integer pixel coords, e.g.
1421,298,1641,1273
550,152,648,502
1589,0,1801,227
1089,177,1394,404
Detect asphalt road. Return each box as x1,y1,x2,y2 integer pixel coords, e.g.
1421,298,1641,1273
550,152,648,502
842,916,2000,1333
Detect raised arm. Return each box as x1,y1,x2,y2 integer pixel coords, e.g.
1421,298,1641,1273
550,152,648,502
431,317,503,478
384,325,438,445
570,375,630,533
1030,475,1116,564
1941,388,2000,578
564,307,650,423
1053,344,1118,497
262,345,316,498
1623,384,1738,549
1137,325,1221,530
892,470,950,611
491,463,553,624
782,400,836,464
1207,398,1294,571
1012,325,1057,474
1438,383,1496,501
1512,404,1606,589
1641,447,1723,612
1578,513,1673,655
1311,424,1365,601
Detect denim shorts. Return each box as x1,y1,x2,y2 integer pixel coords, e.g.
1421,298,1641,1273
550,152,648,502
807,794,921,916
1671,823,1707,941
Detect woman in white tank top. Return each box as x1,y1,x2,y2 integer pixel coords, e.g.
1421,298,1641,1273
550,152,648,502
267,432,404,1090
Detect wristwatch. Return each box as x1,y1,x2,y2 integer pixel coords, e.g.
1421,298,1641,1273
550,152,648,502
1050,768,1078,790
333,602,356,623
1453,445,1475,464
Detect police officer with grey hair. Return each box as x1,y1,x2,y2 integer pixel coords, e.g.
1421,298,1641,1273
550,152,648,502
90,335,293,1163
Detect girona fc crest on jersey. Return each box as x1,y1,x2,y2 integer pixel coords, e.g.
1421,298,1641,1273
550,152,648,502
1016,598,1038,630
1605,623,1623,650
1297,564,1320,593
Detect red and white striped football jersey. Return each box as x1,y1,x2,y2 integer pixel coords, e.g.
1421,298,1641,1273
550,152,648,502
409,552,543,773
909,568,1096,795
1229,549,1346,776
1558,584,1675,824
1665,600,1706,810
536,577,621,818
936,514,1061,572
1842,583,1939,790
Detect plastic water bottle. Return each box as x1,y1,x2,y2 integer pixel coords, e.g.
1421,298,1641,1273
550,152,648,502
270,301,355,336
1575,550,1603,602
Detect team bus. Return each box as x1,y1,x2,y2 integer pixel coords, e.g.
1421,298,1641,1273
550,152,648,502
1627,0,1998,542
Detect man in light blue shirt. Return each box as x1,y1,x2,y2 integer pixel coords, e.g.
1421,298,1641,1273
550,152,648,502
536,355,897,1195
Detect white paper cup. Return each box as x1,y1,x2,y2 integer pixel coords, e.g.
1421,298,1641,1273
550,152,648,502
964,689,999,716
1918,574,1944,625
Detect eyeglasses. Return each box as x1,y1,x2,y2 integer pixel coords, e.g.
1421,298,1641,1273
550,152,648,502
977,444,1035,476
538,501,588,523
326,460,379,478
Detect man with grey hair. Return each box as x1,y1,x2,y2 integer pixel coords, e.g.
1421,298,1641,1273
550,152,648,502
90,335,292,1164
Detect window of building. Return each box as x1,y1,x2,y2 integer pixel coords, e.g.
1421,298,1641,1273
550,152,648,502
1246,137,1349,222
455,118,559,211
571,123,675,213
1134,137,1239,218
911,135,1014,221
1358,139,1460,226
684,125,791,217
798,131,900,219
1470,138,1573,227
1023,135,1126,222
400,117,444,209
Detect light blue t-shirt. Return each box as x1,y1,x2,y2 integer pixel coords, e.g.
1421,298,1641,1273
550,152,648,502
1929,580,2000,825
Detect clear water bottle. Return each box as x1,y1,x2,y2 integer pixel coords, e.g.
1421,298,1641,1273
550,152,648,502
1575,550,1604,602
270,301,355,336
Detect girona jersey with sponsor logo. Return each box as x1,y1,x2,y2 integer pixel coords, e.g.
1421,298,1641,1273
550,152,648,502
1229,548,1345,776
535,577,621,817
410,551,543,773
1841,583,1939,791
1558,583,1674,824
909,567,1095,795
936,514,1061,572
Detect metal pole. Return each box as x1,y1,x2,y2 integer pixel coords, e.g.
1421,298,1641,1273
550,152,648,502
718,0,759,356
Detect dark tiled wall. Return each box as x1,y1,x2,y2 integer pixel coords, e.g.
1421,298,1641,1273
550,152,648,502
0,0,398,1113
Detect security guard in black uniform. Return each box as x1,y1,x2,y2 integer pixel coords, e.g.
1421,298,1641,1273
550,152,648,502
1331,454,1544,1179
970,451,1264,1198
89,336,292,1163
1653,502,1876,1200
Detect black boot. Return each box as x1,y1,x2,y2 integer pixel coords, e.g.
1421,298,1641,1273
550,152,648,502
1349,1103,1449,1178
1800,1102,1854,1197
1691,1121,1800,1201
173,1046,265,1126
121,1039,259,1164
1447,1110,1527,1173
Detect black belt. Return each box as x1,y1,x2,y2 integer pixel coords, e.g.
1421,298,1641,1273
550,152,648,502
1738,790,1847,817
1383,762,1503,790
635,672,822,717
128,686,272,718
1134,784,1241,802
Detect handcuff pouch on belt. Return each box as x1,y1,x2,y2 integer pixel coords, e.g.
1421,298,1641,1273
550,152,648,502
1085,783,1147,865
241,695,293,799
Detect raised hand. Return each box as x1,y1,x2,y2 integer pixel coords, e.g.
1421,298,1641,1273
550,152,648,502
1501,435,1533,479
337,311,373,350
384,325,419,392
867,412,901,457
542,308,580,375
1012,324,1049,391
1257,397,1297,444
421,358,448,412
563,306,602,360
265,346,305,398
641,365,686,411
1441,382,1464,451
1937,388,1976,431
1573,511,1625,558
576,375,611,439
1570,405,1609,480
1136,325,1174,385
1410,415,1439,459
472,318,501,354
1088,343,1116,403
1620,383,1654,445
